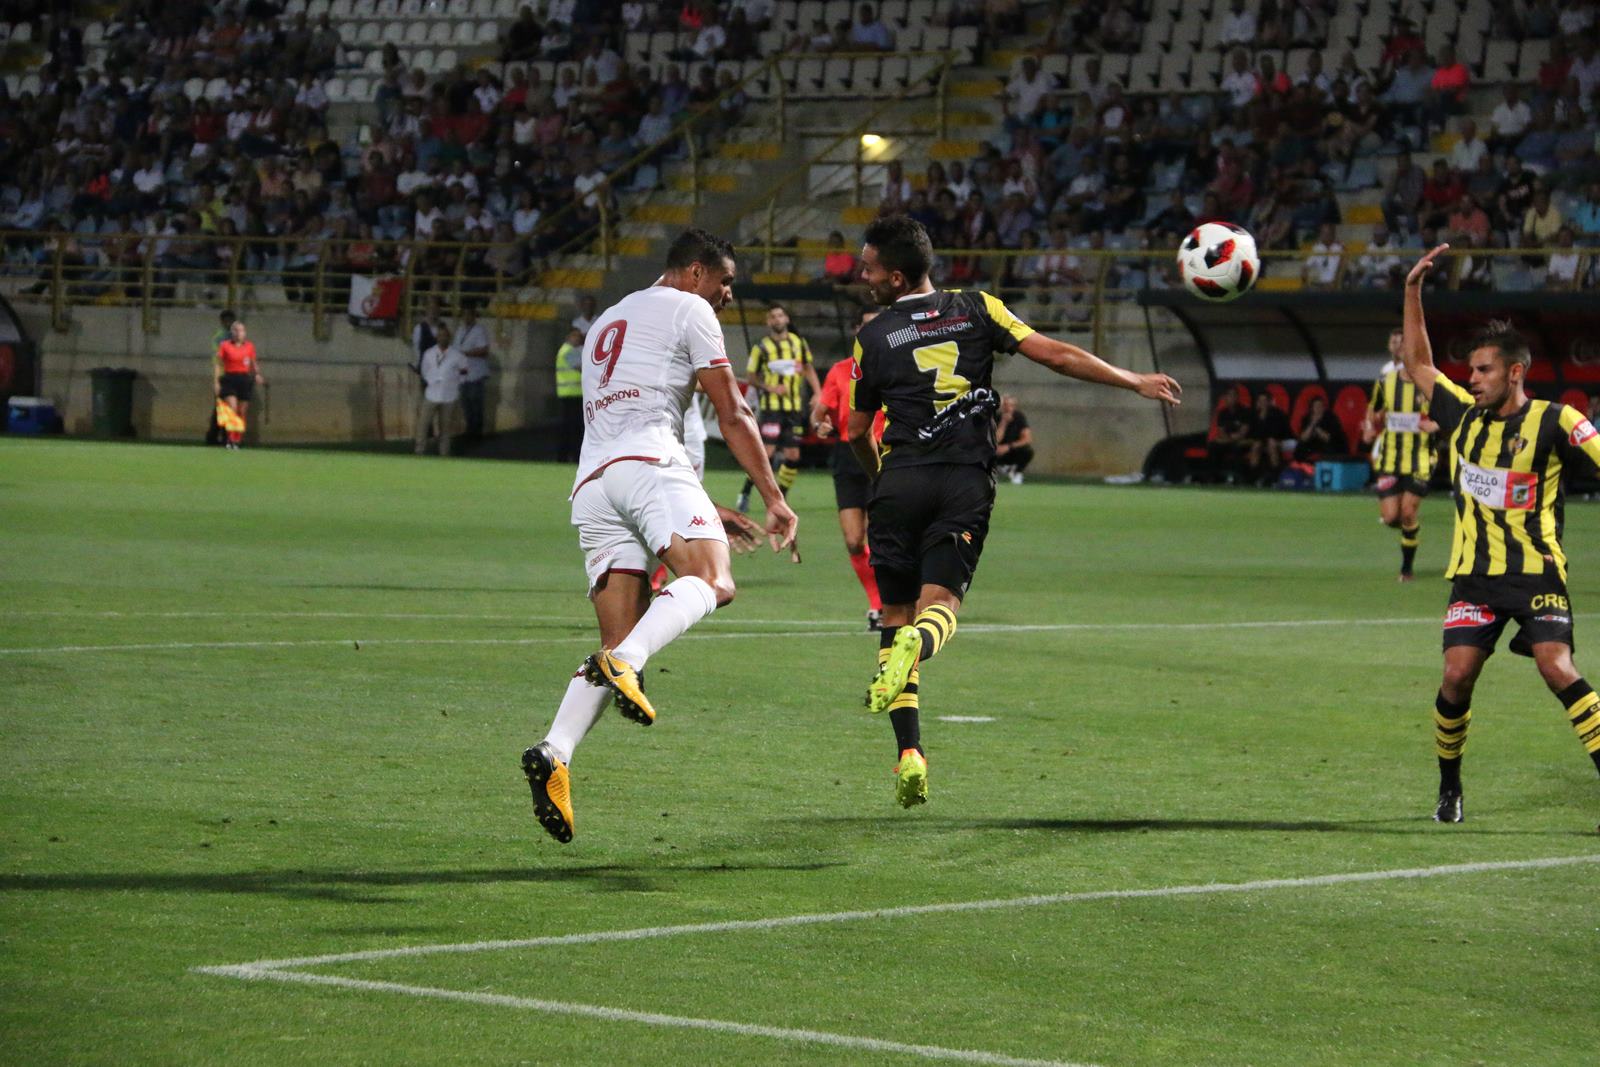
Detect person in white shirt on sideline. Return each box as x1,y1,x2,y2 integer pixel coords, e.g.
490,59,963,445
416,324,468,456
456,304,492,442
520,229,797,845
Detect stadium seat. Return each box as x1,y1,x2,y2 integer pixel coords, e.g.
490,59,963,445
494,0,517,16
1127,52,1158,93
1265,383,1291,412
472,0,495,17
358,22,382,45
362,48,385,72
427,21,451,43
436,47,458,71
879,54,909,89
1328,10,1359,46
1517,39,1551,81
326,77,349,103
447,0,470,15
331,0,354,17
1143,10,1173,50
1563,353,1600,384
405,21,428,44
849,56,880,90
879,0,908,26
308,0,331,18
347,76,372,102
1290,384,1329,435
822,57,851,94
625,31,649,64
83,21,105,46
649,30,675,60
1561,388,1589,411
476,21,498,45
1483,40,1516,81
184,77,204,100
453,21,477,45
906,0,935,28
950,26,979,64
353,0,376,15
203,77,229,100
796,0,825,32
1172,11,1203,50
285,0,308,15
1158,51,1189,92
922,25,951,52
1333,385,1369,450
400,0,425,15
382,22,404,44
899,24,924,50
906,54,940,88
1189,52,1221,91
377,0,400,16
414,48,435,73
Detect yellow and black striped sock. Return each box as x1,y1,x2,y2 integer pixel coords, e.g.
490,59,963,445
913,604,957,662
880,628,921,753
776,463,798,496
1434,691,1471,789
1400,525,1419,574
1556,679,1600,773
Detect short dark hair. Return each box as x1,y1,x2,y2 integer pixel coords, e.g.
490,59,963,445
862,214,933,283
1471,319,1532,369
767,302,787,315
665,227,735,272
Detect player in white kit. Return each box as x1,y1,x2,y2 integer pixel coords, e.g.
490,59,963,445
522,229,799,843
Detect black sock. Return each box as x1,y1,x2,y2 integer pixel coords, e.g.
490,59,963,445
890,708,922,755
1435,690,1470,792
739,476,753,497
1400,525,1419,574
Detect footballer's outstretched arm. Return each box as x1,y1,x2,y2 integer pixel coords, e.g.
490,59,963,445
699,364,798,549
1401,243,1449,400
1017,333,1182,405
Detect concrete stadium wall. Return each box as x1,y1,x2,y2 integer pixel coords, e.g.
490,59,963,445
24,300,1201,476
28,304,568,445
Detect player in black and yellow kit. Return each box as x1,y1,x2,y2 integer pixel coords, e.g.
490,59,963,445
736,305,821,550
1400,243,1600,825
847,215,1181,807
1363,327,1439,580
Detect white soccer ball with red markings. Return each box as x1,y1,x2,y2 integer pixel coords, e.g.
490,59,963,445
1176,222,1260,303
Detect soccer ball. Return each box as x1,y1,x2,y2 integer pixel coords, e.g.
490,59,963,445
1177,222,1260,303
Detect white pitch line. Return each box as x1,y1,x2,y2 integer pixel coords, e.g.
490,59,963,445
189,968,1091,1067
3,610,857,625
201,853,1600,973
0,613,1492,657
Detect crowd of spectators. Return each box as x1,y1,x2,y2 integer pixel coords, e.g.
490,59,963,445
0,1,770,301
867,8,1600,310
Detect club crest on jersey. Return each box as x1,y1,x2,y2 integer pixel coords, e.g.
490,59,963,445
1444,602,1494,629
1506,434,1528,456
1571,418,1598,447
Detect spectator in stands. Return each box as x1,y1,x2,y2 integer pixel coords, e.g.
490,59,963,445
850,4,896,51
1003,57,1053,120
1302,222,1343,288
1572,35,1600,105
1245,391,1293,485
1447,194,1492,245
1449,119,1488,174
1424,43,1471,133
1295,395,1348,460
456,303,492,443
1380,15,1423,71
572,295,598,338
1570,181,1600,238
1208,388,1253,484
1496,155,1538,233
1488,84,1534,155
1221,49,1258,114
819,230,859,284
879,159,913,211
994,395,1034,484
1219,0,1257,48
1381,49,1433,136
1421,159,1465,230
1545,227,1585,289
1524,185,1565,247
1147,190,1196,242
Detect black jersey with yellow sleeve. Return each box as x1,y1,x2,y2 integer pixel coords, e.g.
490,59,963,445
1369,368,1433,478
1429,376,1600,581
746,333,812,414
849,290,1034,469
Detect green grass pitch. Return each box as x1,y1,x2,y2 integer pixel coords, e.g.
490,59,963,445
3,438,1597,1066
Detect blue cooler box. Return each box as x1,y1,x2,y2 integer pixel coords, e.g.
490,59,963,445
7,397,58,435
1315,460,1369,492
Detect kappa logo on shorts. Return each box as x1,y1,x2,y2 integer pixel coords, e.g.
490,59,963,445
1444,602,1495,628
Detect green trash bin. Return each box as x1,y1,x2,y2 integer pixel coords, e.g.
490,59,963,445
90,367,137,438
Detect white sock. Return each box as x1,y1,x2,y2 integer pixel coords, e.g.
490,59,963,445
611,575,717,670
542,670,610,766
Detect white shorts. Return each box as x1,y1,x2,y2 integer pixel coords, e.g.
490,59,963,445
571,459,726,591
685,437,705,479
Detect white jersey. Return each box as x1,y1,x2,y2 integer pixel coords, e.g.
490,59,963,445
572,285,729,495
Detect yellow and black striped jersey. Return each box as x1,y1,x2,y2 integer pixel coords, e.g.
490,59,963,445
1431,377,1600,580
849,289,1034,469
746,333,813,414
1368,369,1433,478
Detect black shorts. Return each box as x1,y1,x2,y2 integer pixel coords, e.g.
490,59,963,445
1375,473,1430,498
759,411,806,449
832,444,871,511
219,373,254,402
1442,572,1574,657
867,462,995,605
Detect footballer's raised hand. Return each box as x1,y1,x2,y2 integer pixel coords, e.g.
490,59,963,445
764,498,798,552
1136,373,1183,405
1406,243,1450,288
